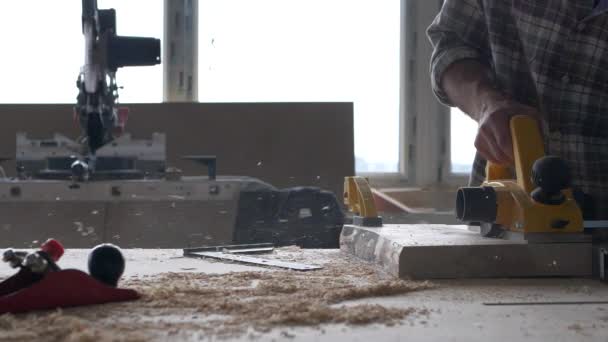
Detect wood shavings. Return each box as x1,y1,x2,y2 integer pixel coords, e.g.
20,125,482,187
0,250,432,341
0,310,147,342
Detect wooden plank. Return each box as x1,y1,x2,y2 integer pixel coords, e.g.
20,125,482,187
340,224,592,279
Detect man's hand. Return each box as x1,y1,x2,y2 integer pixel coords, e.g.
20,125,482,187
440,59,544,166
476,95,543,165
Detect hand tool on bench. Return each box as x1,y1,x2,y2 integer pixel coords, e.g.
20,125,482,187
0,240,139,314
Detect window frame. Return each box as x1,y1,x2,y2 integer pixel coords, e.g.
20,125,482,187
367,0,471,188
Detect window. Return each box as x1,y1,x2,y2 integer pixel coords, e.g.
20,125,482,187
450,108,477,173
3,1,406,176
0,0,163,104
198,0,401,173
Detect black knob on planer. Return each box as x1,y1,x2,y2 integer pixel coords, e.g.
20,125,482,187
531,156,571,205
88,244,125,287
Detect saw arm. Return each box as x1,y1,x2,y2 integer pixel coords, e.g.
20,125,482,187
75,0,161,156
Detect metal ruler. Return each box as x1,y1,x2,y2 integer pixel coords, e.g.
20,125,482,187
183,243,322,271
484,301,608,306
184,251,322,271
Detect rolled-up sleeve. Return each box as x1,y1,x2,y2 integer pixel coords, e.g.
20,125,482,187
427,0,491,106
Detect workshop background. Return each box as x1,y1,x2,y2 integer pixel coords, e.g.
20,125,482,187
0,1,606,342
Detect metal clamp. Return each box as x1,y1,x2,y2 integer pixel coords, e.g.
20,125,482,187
343,176,382,227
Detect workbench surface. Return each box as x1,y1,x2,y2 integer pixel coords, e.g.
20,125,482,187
0,248,606,341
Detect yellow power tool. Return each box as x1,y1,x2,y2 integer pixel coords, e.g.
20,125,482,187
344,176,383,227
456,115,584,240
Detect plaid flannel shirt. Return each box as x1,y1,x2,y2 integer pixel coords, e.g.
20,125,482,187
428,0,608,219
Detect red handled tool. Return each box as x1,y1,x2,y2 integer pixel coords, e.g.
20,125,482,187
0,240,139,314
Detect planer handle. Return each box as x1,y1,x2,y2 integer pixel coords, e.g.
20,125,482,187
485,115,545,194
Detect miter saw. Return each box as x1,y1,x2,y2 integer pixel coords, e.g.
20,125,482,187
18,0,162,181
0,0,344,249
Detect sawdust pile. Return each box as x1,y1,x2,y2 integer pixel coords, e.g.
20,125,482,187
0,250,432,341
0,310,147,342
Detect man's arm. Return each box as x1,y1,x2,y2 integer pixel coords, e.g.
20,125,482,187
427,0,490,107
442,60,541,165
427,1,542,166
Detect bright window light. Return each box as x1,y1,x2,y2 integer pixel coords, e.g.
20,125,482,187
451,107,477,173
0,0,162,104
199,0,401,173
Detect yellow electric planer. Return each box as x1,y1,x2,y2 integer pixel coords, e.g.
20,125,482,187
456,115,585,240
